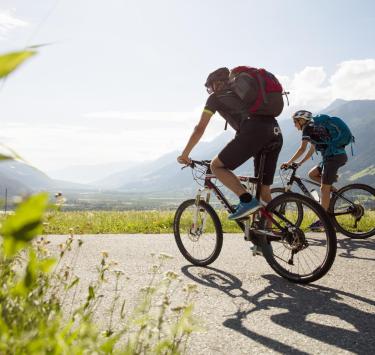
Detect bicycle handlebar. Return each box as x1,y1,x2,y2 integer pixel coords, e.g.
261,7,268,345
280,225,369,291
281,162,299,171
181,159,211,170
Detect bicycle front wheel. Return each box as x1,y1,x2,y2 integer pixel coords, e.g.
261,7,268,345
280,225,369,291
271,187,304,227
173,199,223,266
261,193,337,284
329,183,375,239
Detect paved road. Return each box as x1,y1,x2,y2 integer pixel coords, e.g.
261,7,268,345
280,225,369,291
45,233,375,354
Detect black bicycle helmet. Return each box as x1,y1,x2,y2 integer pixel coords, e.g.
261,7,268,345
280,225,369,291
205,67,230,88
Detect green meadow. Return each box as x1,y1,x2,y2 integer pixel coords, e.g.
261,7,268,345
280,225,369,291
14,209,372,235
41,210,243,234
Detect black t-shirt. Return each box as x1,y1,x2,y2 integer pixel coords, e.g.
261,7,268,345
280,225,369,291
302,122,330,151
204,89,249,132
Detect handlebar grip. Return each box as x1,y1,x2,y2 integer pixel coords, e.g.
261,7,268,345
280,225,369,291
281,163,298,170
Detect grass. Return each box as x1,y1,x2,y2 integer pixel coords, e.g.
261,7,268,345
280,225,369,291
40,210,243,234
0,193,200,354
36,208,375,235
349,165,375,181
2,204,374,236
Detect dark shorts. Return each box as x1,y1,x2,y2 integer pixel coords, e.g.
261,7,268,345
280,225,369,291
218,116,283,185
317,153,348,185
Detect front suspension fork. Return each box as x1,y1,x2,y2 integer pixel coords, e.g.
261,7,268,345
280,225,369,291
192,189,210,234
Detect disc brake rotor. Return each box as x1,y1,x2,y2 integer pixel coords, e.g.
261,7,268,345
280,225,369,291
188,226,202,242
282,229,308,252
351,204,365,219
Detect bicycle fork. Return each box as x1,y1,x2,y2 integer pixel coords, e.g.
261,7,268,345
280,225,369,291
191,188,210,235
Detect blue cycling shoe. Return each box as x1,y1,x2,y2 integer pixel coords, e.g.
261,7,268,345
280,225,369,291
228,199,261,220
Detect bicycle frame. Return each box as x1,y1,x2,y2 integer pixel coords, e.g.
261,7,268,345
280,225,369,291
190,154,295,241
282,167,356,216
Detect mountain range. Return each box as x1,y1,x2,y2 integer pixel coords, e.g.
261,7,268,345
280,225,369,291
89,98,375,191
1,99,374,201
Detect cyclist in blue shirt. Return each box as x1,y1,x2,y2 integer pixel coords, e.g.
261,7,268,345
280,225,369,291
282,110,348,228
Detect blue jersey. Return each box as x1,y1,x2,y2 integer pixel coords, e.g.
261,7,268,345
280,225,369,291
302,122,346,158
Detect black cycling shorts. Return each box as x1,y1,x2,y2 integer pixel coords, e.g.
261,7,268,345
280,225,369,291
317,153,348,185
218,117,283,185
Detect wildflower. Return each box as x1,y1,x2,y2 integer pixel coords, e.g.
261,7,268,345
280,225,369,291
108,260,119,267
171,305,186,312
55,192,66,206
183,283,198,293
158,252,173,260
140,286,156,293
101,251,109,258
164,271,179,280
114,269,125,276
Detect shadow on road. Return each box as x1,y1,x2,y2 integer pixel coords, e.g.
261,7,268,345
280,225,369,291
337,237,375,261
181,265,375,354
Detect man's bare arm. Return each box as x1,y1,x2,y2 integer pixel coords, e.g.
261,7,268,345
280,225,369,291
283,140,309,166
298,143,315,165
177,110,213,163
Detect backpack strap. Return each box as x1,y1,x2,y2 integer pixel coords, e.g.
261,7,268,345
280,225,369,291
256,72,268,104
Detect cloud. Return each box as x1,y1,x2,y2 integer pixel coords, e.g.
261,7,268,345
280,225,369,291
82,110,197,122
330,59,375,100
4,59,375,172
278,59,375,114
0,9,28,39
0,121,199,171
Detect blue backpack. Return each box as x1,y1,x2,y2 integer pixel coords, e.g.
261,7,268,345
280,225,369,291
312,114,355,156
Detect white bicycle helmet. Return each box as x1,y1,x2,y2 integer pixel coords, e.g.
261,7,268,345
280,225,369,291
292,110,312,121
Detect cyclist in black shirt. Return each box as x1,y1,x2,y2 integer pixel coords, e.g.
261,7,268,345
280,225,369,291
177,67,283,220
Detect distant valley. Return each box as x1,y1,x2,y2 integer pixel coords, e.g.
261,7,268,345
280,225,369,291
1,99,374,210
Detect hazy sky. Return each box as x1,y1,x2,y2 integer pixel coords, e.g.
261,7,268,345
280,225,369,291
1,0,375,175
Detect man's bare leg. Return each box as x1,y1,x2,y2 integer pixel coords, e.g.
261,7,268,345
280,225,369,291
308,166,321,183
320,184,331,211
260,184,273,228
260,185,272,203
210,156,247,197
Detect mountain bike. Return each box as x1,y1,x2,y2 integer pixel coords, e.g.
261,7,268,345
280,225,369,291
173,144,337,284
271,163,375,239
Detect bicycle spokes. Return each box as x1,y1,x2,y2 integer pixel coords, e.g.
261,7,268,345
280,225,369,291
331,185,375,238
261,194,336,283
174,200,223,265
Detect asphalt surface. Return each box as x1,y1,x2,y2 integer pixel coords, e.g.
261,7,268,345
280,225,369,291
45,233,375,354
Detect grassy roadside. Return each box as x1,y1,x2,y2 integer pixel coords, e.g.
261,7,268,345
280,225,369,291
2,209,373,235
41,210,243,234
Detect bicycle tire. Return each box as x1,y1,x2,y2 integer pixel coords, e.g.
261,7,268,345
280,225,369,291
173,199,223,266
270,187,304,227
329,183,375,239
261,192,337,284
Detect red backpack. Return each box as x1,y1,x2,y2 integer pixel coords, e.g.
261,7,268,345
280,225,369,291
229,66,284,117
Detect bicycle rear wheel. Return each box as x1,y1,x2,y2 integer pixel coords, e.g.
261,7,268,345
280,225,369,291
173,199,223,266
260,193,337,284
329,184,375,239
